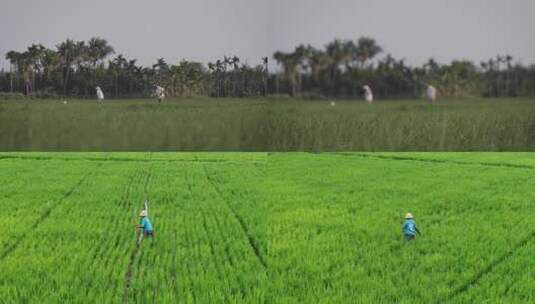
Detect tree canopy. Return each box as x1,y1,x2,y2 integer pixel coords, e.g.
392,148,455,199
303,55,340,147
2,37,535,98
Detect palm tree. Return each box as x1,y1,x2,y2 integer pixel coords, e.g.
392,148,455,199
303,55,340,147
5,51,23,93
5,49,37,95
355,37,383,68
111,54,129,96
325,39,354,95
56,39,87,95
86,37,114,91
87,37,114,67
274,49,305,97
262,57,269,96
152,57,169,88
504,55,513,96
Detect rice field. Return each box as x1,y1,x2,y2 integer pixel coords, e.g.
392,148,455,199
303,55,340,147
1,97,534,151
0,153,267,303
0,152,534,303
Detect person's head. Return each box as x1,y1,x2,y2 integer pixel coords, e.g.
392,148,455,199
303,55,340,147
96,86,101,91
405,212,414,220
140,210,148,217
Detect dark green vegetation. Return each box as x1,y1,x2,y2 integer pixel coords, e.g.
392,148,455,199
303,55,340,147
0,153,533,303
1,98,535,151
0,98,269,151
2,37,535,99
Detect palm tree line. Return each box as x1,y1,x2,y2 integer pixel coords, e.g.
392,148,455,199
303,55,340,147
0,37,267,98
2,37,535,98
273,37,535,98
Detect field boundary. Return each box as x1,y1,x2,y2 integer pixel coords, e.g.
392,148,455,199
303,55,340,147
0,154,264,165
198,158,267,269
0,163,102,260
443,229,535,303
329,153,535,170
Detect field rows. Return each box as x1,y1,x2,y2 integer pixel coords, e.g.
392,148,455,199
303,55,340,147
1,153,534,303
0,155,267,303
267,153,535,303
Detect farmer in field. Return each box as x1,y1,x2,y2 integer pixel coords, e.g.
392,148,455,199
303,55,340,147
154,85,165,103
96,86,104,103
137,209,154,246
363,85,374,103
426,84,437,103
402,213,421,241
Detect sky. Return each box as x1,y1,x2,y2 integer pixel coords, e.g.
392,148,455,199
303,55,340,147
1,0,534,70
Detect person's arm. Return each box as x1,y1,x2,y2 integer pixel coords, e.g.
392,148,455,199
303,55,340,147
137,218,146,229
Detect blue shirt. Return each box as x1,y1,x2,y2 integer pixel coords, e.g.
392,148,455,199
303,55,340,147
403,219,417,236
140,217,153,232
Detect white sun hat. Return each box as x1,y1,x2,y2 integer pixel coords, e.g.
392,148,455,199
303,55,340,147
405,213,414,219
140,210,148,217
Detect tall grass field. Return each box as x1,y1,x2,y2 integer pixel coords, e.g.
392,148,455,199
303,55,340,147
1,152,533,302
1,97,534,151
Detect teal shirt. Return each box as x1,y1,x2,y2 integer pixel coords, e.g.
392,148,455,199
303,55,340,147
403,219,417,236
140,217,153,232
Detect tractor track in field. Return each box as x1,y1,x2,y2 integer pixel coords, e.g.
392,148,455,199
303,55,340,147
85,167,142,297
198,157,267,269
184,174,228,298
0,163,102,261
443,229,535,303
122,158,153,304
329,153,535,170
186,167,247,300
178,187,198,303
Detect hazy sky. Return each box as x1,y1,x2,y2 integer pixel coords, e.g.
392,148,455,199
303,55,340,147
1,0,534,70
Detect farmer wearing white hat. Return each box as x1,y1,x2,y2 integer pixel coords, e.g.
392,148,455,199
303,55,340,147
402,212,421,240
363,85,373,103
136,209,154,245
426,84,437,103
95,86,104,104
154,85,165,103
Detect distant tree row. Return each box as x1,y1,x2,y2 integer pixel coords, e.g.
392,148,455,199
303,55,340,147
272,38,535,98
0,37,267,98
2,37,535,98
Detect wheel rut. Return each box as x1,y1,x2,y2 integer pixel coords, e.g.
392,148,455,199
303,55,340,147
198,158,267,269
0,163,102,260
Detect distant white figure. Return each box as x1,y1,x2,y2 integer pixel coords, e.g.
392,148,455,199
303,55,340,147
426,84,437,103
363,85,374,103
330,101,336,107
154,85,165,103
96,86,104,104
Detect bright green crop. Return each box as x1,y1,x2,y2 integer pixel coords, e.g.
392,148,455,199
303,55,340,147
0,152,533,303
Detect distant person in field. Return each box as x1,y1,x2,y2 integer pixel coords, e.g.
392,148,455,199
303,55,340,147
154,85,165,103
426,84,437,102
137,209,154,246
363,85,373,103
402,213,421,241
96,86,104,104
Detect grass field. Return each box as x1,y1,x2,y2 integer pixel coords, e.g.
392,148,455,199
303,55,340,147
0,152,534,303
1,97,534,151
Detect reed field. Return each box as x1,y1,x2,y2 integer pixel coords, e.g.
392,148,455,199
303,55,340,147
1,152,534,303
1,97,534,151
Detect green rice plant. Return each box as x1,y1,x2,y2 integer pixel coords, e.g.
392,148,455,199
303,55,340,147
0,152,533,303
